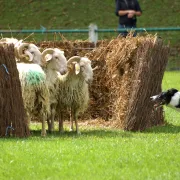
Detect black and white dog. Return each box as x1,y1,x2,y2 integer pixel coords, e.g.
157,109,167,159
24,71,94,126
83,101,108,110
151,88,180,110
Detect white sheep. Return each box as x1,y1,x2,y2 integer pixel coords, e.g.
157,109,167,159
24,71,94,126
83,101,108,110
17,43,68,134
41,48,67,132
57,56,93,134
16,63,49,136
15,43,50,136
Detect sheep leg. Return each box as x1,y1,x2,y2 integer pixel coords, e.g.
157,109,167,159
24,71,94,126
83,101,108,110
73,110,80,135
41,113,47,136
47,112,51,133
26,111,31,126
59,111,64,133
51,106,56,132
47,118,51,133
69,108,74,131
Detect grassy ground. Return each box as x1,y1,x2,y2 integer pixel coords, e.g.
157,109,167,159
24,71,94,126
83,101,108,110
0,1,180,179
0,0,179,44
0,72,180,180
0,0,179,29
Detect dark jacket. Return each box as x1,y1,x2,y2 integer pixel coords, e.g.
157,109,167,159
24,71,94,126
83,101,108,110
115,0,142,26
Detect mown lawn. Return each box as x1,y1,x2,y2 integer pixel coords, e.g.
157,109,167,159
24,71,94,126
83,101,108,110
0,71,180,180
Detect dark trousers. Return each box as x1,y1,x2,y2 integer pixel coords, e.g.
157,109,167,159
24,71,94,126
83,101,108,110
118,24,137,37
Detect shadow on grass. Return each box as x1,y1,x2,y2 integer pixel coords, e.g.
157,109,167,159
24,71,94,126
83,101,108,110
145,123,180,134
2,124,179,140
30,128,133,139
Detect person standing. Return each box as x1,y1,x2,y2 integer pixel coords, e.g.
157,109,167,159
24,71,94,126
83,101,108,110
115,0,142,37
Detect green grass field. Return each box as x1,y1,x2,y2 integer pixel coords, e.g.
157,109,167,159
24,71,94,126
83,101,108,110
0,71,180,180
1,0,179,29
0,1,180,179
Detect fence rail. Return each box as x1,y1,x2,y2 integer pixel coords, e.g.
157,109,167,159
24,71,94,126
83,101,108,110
0,27,180,34
97,27,180,32
0,29,89,34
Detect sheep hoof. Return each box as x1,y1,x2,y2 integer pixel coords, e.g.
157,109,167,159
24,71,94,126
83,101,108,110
49,128,54,133
69,128,74,132
59,130,64,134
77,131,81,135
48,130,52,134
51,126,55,132
41,132,47,137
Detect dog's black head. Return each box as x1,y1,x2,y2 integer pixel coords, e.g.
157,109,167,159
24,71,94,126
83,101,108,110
151,88,178,108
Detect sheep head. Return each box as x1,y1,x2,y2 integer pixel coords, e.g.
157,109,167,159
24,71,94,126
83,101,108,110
41,48,67,75
18,43,42,64
67,56,81,74
67,56,93,84
80,57,93,84
0,38,25,62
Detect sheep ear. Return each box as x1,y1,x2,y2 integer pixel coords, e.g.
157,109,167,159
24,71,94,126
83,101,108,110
45,54,53,61
24,50,34,61
75,63,80,75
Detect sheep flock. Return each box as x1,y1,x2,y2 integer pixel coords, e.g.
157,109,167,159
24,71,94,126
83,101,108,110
0,37,94,136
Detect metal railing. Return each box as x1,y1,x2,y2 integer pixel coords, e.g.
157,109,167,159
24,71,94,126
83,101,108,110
1,26,179,44
0,27,180,34
0,29,89,34
97,27,180,32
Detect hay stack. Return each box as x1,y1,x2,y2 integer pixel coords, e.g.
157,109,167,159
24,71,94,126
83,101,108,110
37,40,97,58
104,35,169,131
37,35,169,131
86,35,169,131
123,37,168,131
0,44,30,137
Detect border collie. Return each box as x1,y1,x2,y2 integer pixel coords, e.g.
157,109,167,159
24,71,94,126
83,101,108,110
151,88,180,110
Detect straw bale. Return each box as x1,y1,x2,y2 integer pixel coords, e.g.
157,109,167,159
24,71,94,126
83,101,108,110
123,36,169,131
37,40,109,58
104,35,169,131
0,44,30,137
36,35,169,131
